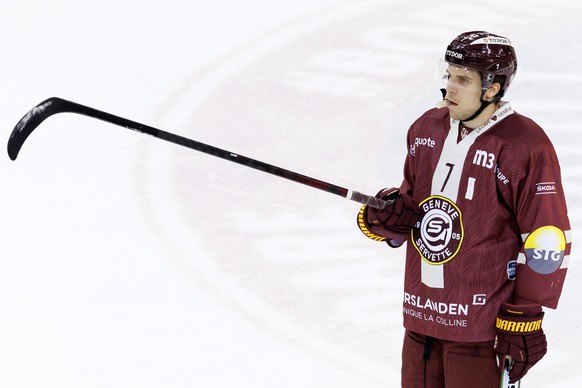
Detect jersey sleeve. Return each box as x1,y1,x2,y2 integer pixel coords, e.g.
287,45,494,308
386,122,419,246
400,121,418,198
356,125,417,246
511,143,571,309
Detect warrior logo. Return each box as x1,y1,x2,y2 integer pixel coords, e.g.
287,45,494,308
413,196,464,265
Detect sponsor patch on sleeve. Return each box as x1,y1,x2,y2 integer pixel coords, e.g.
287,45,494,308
535,181,558,196
523,225,566,274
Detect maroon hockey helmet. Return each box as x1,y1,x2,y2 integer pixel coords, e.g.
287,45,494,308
444,31,517,97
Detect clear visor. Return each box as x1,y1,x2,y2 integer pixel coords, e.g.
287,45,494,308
435,59,488,93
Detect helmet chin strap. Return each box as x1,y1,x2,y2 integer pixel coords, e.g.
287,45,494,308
461,97,491,123
462,78,508,123
438,88,496,124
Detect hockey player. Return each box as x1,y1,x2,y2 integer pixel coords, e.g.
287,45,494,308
357,31,571,387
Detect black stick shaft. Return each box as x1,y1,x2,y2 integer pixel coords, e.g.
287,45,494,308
8,97,390,209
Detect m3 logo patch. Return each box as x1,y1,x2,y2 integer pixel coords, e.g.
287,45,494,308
472,149,495,169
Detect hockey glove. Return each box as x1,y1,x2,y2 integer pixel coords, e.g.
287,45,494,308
494,303,547,383
357,188,419,242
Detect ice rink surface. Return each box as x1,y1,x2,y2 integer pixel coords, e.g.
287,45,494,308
1,1,581,387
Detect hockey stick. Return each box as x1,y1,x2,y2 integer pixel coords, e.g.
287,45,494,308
7,97,391,209
500,371,520,388
500,358,521,388
500,368,521,388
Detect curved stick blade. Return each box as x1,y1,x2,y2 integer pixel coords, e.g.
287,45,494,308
7,97,68,160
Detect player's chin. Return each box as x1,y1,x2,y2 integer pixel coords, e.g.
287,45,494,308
448,107,464,120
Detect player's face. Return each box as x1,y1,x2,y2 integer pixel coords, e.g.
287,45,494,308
443,65,483,121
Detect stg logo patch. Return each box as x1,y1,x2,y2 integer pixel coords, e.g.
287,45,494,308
412,196,464,265
524,226,566,274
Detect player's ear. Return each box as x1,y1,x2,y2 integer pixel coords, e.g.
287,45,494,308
485,83,501,101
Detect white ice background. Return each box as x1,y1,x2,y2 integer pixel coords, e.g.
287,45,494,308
1,0,581,387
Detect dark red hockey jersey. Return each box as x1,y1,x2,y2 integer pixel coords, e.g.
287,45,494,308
395,103,571,342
